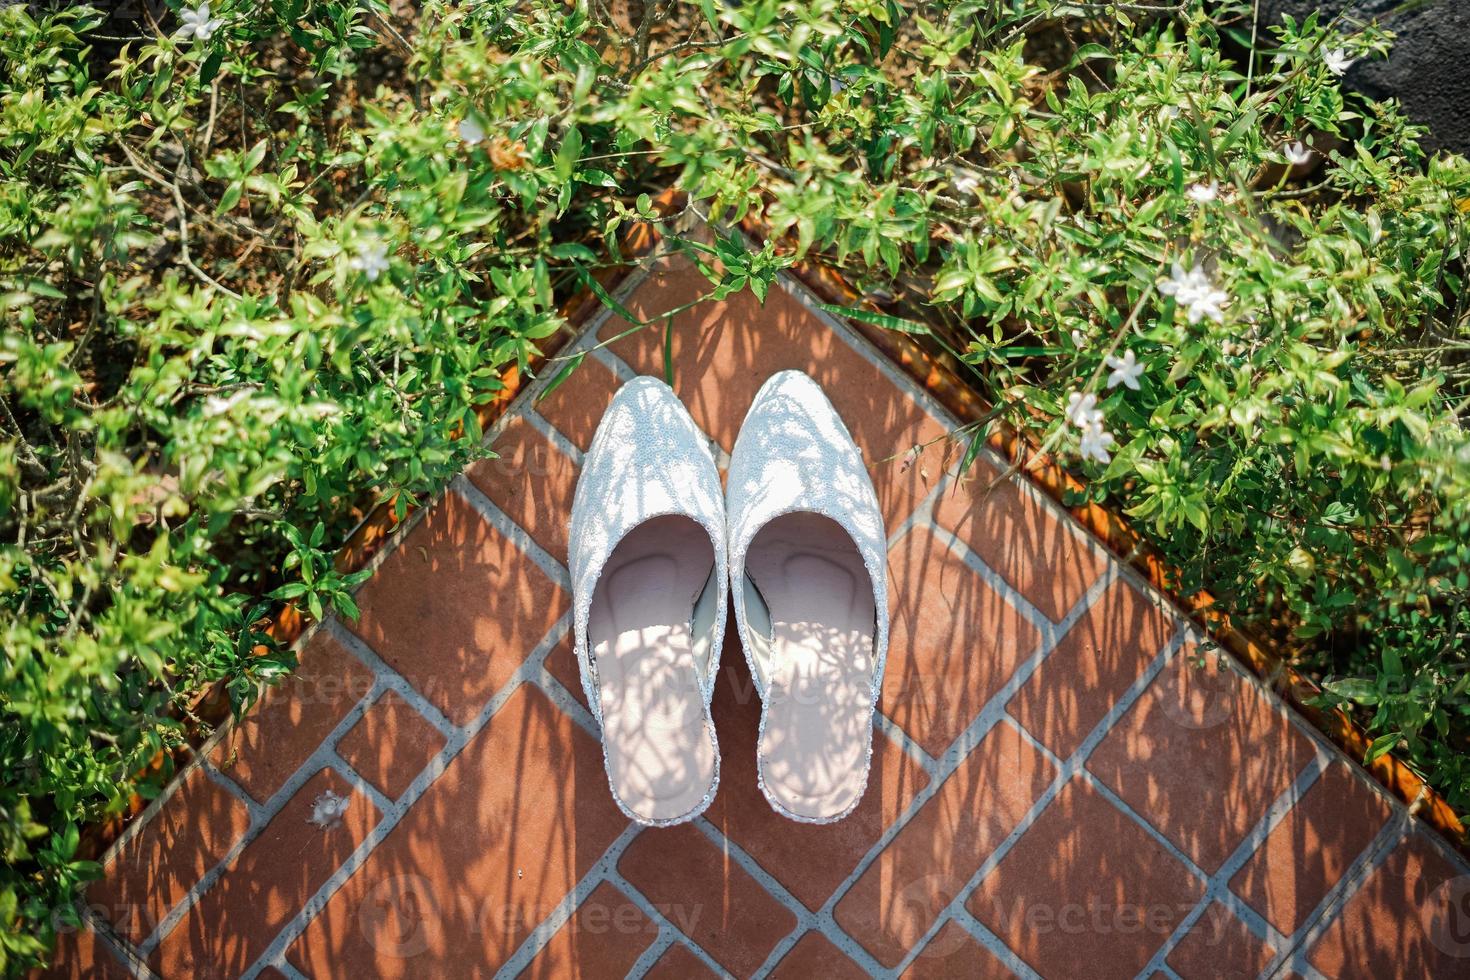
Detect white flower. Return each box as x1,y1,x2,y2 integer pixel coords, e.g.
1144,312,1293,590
1071,329,1087,348
309,790,350,829
1186,181,1219,204
177,3,224,42
203,389,251,417
349,240,390,281
458,116,486,145
1105,349,1145,390
1079,420,1116,464
951,169,982,198
1284,141,1312,166
1159,105,1180,122
1158,261,1230,325
1325,48,1355,77
1065,390,1102,429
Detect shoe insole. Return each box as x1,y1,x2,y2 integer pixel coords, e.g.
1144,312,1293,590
588,515,718,823
745,513,876,821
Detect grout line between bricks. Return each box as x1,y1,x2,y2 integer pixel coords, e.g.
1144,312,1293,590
873,711,940,776
324,749,395,816
947,906,1045,980
687,817,821,977
240,611,572,979
136,674,383,957
523,405,586,465
452,474,572,589
606,870,733,979
1268,809,1410,980
626,927,679,978
887,625,1191,978
493,822,643,978
328,621,460,739
1136,754,1329,977
761,567,1123,978
78,902,163,980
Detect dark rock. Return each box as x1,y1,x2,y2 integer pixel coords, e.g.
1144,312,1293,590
1254,0,1470,156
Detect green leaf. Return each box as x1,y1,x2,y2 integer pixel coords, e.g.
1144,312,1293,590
1364,731,1401,765
817,303,930,335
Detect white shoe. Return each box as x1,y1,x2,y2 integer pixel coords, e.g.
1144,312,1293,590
725,371,889,823
569,377,726,826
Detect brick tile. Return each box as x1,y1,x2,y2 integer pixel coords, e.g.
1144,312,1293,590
41,925,133,979
899,921,1012,979
463,416,579,563
1086,647,1317,873
835,722,1057,968
89,765,250,943
334,689,448,801
1165,902,1274,979
884,525,1041,756
619,822,797,978
770,931,868,979
152,768,378,979
705,637,930,912
1308,831,1470,976
542,632,587,709
931,454,1108,623
209,629,374,803
1006,577,1177,760
967,778,1205,980
287,685,628,977
521,881,655,980
349,489,567,724
536,356,623,453
643,942,719,980
1229,762,1393,934
602,259,948,529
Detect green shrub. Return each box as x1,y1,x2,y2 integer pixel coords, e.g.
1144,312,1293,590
1,0,1466,970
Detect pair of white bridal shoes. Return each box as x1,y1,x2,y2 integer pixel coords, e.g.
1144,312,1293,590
568,371,888,826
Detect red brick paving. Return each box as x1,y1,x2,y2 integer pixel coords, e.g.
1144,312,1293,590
334,689,448,800
88,765,251,943
900,921,1012,978
706,641,931,912
1307,830,1470,977
1164,902,1275,979
535,354,623,453
620,822,797,977
1086,646,1318,873
520,881,655,980
768,931,869,979
968,778,1206,980
1006,577,1178,760
286,685,625,978
67,254,1470,978
884,524,1041,757
348,488,567,725
931,454,1108,623
209,629,374,803
1230,761,1394,935
43,927,134,979
463,414,580,563
152,768,378,979
642,942,720,980
835,722,1057,968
